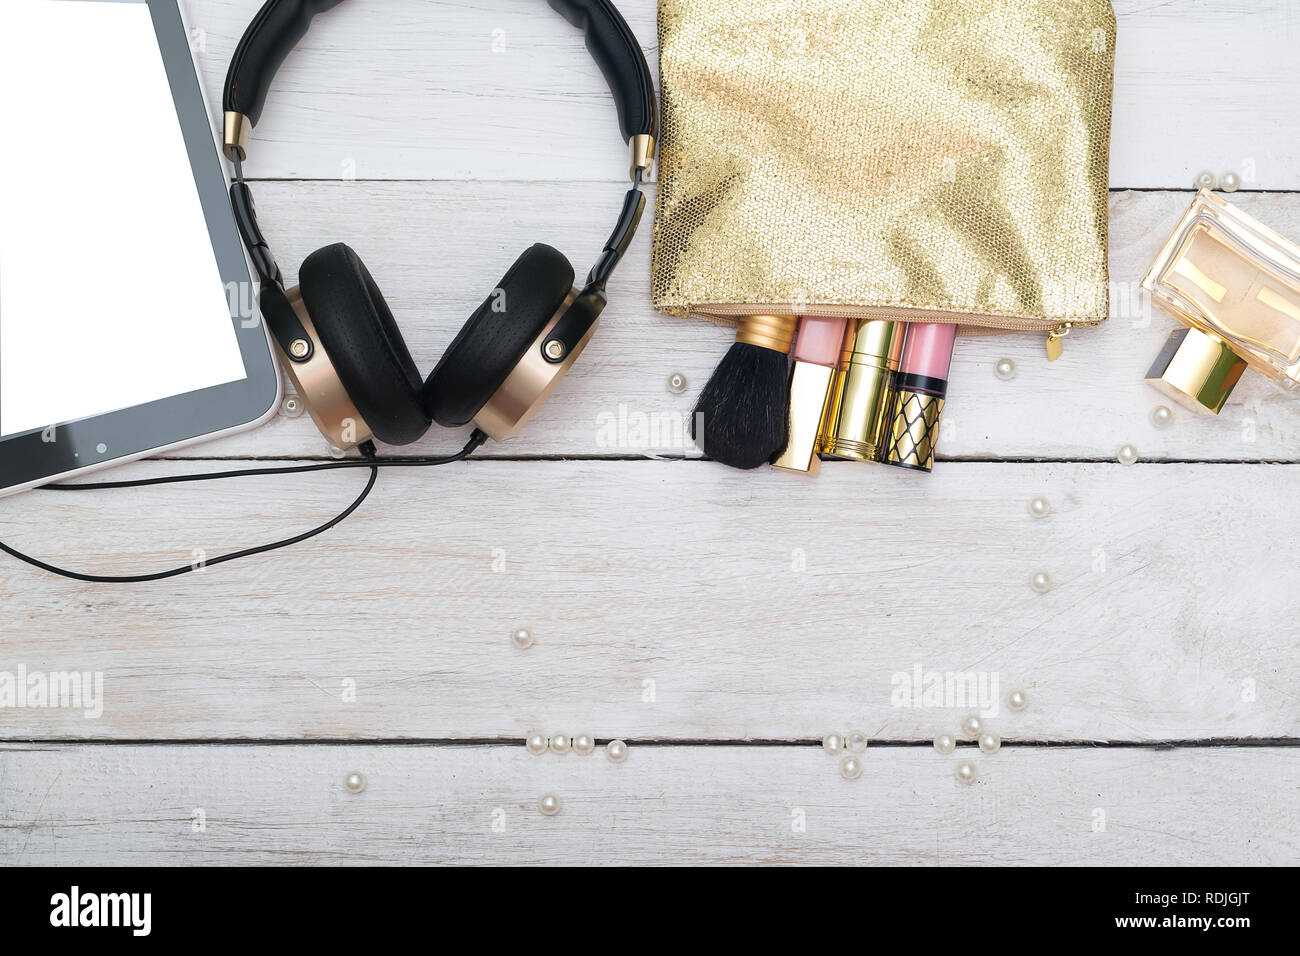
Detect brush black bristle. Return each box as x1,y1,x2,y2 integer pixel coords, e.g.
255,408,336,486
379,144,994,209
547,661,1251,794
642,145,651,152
691,342,791,469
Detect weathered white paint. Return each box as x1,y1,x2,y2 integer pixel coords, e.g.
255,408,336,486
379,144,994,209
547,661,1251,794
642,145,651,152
1,462,1294,742
186,0,1300,189
2,744,1296,865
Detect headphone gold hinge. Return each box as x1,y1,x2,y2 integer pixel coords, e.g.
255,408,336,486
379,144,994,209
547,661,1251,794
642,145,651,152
629,134,654,182
224,111,251,162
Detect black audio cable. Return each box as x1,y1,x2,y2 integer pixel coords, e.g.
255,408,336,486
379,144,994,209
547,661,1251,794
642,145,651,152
0,431,487,584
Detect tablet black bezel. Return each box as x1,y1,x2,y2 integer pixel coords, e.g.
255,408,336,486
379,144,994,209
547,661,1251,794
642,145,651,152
0,0,279,494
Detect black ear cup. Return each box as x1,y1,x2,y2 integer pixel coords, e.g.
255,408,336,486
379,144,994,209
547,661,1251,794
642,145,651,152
423,244,575,428
298,243,431,446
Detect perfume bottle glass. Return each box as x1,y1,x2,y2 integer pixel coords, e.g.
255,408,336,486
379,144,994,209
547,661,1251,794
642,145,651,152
1143,190,1300,413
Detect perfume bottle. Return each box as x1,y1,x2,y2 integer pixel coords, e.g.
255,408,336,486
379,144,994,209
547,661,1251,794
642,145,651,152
1143,189,1300,414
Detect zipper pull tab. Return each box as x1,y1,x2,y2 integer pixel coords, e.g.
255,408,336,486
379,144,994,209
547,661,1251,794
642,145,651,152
1046,322,1072,362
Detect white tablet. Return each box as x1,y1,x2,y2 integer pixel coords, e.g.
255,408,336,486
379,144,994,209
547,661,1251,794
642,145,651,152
0,0,280,496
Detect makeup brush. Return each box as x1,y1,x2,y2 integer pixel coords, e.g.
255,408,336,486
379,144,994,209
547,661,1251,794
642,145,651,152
691,314,798,469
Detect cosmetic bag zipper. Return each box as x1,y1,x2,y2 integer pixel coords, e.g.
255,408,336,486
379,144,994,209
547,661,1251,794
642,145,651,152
688,304,1102,361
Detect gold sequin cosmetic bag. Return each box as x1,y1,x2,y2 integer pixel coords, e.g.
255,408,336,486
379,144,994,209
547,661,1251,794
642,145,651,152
651,0,1116,349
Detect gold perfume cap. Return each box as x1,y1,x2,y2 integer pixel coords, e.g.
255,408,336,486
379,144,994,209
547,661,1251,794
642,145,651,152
1146,327,1247,415
819,319,903,461
772,362,835,474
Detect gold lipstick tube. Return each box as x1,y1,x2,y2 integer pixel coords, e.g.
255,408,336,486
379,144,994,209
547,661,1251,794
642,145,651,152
819,319,904,461
772,316,848,475
773,361,836,474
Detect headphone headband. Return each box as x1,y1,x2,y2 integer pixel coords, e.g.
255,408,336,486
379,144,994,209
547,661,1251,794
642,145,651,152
222,0,657,178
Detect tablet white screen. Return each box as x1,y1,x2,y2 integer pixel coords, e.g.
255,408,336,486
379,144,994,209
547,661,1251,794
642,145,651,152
0,0,247,440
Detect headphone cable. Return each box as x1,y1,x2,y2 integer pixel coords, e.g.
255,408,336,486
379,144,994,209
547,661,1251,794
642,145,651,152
0,430,488,584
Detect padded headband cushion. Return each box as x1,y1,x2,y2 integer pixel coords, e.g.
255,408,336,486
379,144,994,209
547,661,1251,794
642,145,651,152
225,1,346,125
423,244,575,429
546,0,657,140
224,0,655,139
298,243,431,446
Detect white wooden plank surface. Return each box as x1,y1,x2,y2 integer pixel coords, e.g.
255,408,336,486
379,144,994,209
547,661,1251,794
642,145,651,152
1109,0,1300,191
3,744,1296,865
4,0,1299,866
2,462,1295,742
181,186,1300,462
183,0,1300,189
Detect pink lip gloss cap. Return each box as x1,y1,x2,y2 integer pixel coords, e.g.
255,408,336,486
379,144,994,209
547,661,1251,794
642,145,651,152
793,316,850,365
882,323,958,474
899,322,957,380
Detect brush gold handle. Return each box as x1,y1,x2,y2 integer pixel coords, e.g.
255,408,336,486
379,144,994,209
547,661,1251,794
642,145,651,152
734,314,798,353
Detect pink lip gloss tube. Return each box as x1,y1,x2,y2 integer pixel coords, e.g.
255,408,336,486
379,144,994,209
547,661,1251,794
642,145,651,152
772,315,849,474
881,323,957,473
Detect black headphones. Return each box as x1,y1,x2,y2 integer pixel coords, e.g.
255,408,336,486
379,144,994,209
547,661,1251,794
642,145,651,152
223,0,658,449
0,0,658,583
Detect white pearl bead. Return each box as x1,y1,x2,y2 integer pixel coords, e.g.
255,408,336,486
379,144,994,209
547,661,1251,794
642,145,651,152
328,443,348,460
573,734,596,756
978,733,1001,754
606,739,628,763
822,733,844,756
1007,690,1028,711
345,771,366,793
510,627,534,649
994,358,1016,381
955,761,978,784
1031,571,1052,593
933,734,957,755
845,730,869,754
961,715,983,738
1150,405,1174,428
539,794,561,816
1117,444,1139,466
525,733,549,755
550,733,571,755
1221,171,1241,193
667,372,688,394
840,756,863,780
280,396,305,418
1194,171,1217,190
1027,496,1050,518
